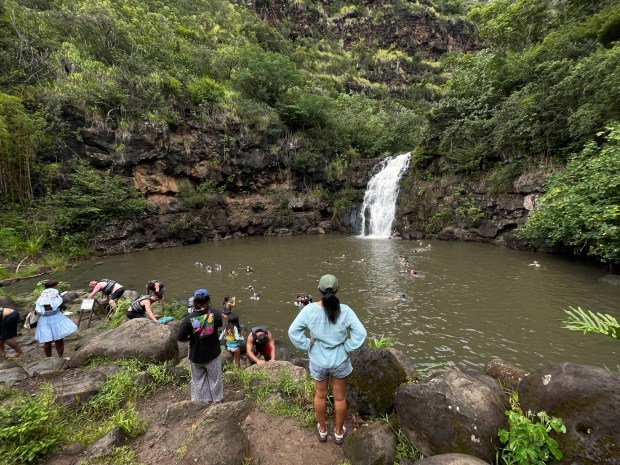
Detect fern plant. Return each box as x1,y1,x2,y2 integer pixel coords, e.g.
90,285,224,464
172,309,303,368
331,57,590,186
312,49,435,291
563,306,620,340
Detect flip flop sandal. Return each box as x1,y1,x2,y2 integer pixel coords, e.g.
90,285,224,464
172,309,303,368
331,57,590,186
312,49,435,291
334,426,347,445
316,423,328,442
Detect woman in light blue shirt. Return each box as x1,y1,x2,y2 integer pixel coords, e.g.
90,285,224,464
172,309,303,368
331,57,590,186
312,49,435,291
288,274,367,445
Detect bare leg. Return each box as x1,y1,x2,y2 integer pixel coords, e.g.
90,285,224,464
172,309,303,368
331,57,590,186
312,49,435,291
43,342,53,357
233,347,241,367
4,339,22,356
0,340,4,357
314,379,329,434
332,377,348,436
55,339,64,357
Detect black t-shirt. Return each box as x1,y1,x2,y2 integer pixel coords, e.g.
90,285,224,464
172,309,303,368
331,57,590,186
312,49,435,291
177,308,222,364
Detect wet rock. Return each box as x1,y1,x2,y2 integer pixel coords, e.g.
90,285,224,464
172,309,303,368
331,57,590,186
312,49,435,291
485,358,526,392
348,347,407,417
395,369,507,462
63,442,86,456
518,363,620,465
343,421,397,465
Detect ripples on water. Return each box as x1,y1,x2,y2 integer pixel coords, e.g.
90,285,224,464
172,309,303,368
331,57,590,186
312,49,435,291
7,235,619,371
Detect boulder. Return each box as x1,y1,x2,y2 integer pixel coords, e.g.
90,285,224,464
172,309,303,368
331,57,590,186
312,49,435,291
485,358,526,392
388,348,421,382
86,427,126,458
24,358,62,378
348,347,407,417
178,400,253,465
343,421,398,465
395,370,507,462
245,360,307,384
163,400,209,427
415,453,491,465
69,318,179,367
0,362,29,385
518,363,620,465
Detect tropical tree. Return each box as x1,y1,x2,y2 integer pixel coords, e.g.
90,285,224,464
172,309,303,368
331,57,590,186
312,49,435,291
518,124,620,265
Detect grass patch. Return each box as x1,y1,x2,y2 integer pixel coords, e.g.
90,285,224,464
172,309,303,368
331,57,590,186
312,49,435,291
0,360,183,464
368,335,394,348
228,367,316,426
80,445,145,465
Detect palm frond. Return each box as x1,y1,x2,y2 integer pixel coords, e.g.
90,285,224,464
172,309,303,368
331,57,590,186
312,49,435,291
563,306,620,340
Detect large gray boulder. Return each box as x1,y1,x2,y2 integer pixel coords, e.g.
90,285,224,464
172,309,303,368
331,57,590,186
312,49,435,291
395,370,507,463
518,363,620,465
177,400,253,465
343,421,398,465
69,318,179,367
348,347,407,417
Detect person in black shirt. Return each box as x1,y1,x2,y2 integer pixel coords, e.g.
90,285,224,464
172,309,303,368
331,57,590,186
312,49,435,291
176,289,223,403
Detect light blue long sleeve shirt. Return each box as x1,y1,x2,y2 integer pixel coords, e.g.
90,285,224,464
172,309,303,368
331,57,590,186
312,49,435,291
288,302,367,369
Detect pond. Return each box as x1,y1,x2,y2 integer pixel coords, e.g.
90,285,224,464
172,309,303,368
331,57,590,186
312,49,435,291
7,235,619,372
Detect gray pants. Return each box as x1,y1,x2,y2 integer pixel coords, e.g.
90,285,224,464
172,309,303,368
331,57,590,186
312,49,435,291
190,357,223,403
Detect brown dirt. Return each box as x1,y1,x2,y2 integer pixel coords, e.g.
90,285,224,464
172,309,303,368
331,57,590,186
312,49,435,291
42,382,348,465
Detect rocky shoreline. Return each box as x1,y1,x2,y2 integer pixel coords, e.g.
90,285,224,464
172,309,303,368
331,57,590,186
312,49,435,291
1,290,618,465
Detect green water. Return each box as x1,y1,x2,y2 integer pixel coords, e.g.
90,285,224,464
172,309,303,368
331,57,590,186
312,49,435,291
7,235,619,372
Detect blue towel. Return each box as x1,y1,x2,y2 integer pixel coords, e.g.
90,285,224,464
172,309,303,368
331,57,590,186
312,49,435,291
157,316,175,324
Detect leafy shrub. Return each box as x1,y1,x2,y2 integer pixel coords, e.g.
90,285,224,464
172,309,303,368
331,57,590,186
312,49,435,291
518,125,620,264
498,394,566,465
0,385,67,464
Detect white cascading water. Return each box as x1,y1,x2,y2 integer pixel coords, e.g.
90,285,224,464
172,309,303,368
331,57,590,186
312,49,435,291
359,152,411,238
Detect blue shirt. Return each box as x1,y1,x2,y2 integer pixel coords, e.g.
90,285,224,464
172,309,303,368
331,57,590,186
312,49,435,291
288,302,367,369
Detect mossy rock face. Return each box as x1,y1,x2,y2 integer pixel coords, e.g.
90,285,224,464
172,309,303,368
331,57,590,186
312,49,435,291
394,369,507,462
348,347,407,418
518,363,620,465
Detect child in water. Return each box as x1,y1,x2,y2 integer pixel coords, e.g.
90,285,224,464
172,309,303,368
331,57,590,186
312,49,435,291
219,314,244,367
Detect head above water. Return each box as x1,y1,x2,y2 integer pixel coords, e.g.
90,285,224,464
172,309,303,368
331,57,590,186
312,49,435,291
318,274,339,293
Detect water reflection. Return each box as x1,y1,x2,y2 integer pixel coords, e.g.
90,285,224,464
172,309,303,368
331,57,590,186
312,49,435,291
6,235,619,371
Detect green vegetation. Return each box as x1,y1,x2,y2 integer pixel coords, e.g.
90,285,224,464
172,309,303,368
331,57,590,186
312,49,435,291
229,366,316,426
0,360,183,464
517,125,620,265
0,0,618,269
563,306,620,340
498,393,566,465
368,335,395,348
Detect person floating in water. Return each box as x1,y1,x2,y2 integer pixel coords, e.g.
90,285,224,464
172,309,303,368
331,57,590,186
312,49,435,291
246,265,254,273
529,260,541,267
385,292,406,302
229,270,238,277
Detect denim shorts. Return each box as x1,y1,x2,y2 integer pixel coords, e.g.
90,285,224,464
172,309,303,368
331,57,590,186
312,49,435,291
309,358,353,381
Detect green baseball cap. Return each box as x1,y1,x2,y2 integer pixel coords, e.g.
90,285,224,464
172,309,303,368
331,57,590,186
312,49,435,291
319,274,339,292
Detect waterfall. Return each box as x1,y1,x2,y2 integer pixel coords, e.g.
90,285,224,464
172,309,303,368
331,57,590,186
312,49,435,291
359,152,411,238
